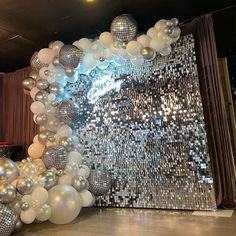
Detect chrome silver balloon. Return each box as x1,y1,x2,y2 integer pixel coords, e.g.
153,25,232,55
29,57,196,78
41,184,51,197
141,47,156,61
14,219,23,232
35,90,49,103
0,183,17,204
20,201,30,211
35,113,48,125
111,14,138,42
40,171,58,190
38,130,55,144
49,83,63,95
65,68,75,77
0,158,19,184
58,136,74,152
72,176,89,192
22,77,36,91
171,18,179,26
52,56,60,66
36,79,49,90
16,177,34,195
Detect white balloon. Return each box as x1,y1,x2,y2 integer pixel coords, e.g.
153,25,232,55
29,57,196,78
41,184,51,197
74,38,91,51
99,32,113,48
149,38,166,52
79,190,94,207
30,87,40,101
52,41,64,54
38,48,56,64
57,125,73,137
126,41,142,56
58,175,73,185
28,143,45,159
130,55,144,66
77,165,90,178
147,27,158,38
36,204,52,222
82,53,97,69
160,46,172,56
32,187,48,205
137,34,151,47
68,151,83,165
30,101,45,114
39,67,49,80
154,19,167,31
20,208,36,224
33,134,40,143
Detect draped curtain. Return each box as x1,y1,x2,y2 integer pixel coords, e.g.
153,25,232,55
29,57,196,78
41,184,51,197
0,67,38,159
181,14,236,207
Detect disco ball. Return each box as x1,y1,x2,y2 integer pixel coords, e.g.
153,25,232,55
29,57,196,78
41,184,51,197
42,146,68,170
56,100,80,125
59,45,83,69
88,166,111,196
110,14,138,42
30,52,48,71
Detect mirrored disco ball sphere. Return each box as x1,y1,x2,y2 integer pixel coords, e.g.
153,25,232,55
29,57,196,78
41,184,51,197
42,146,68,170
56,100,79,125
110,14,138,42
0,204,17,236
59,45,83,69
88,166,111,196
30,52,48,71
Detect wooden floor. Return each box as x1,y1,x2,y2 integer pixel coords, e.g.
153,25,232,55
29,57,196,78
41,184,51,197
14,208,236,236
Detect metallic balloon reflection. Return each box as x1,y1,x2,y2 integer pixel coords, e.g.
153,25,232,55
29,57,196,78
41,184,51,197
0,158,19,184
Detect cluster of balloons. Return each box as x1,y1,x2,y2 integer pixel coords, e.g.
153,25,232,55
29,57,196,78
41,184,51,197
2,13,182,236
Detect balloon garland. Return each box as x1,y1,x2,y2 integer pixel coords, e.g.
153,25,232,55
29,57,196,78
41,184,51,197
0,14,181,235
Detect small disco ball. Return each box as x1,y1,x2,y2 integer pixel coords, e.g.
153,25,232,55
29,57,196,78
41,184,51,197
110,14,138,42
59,45,83,69
30,52,48,71
42,146,68,170
88,165,111,196
56,100,80,125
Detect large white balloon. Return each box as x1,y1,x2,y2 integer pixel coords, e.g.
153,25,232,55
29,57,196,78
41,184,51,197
99,32,113,48
30,101,46,114
126,41,142,56
137,34,151,47
149,38,166,52
52,41,64,54
32,187,48,205
38,48,56,64
74,38,91,52
28,143,45,159
48,185,82,224
20,208,36,224
79,190,94,207
147,27,158,38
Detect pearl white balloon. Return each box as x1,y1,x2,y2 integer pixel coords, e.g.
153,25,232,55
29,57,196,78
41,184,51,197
38,48,56,64
52,41,64,54
99,32,113,48
79,190,94,207
20,208,36,224
57,125,73,137
77,165,90,178
149,38,166,52
154,19,167,31
30,101,46,114
82,53,97,69
147,27,158,38
36,204,52,222
58,175,73,185
30,87,40,101
74,38,91,51
68,151,83,165
31,187,48,205
48,185,82,224
28,143,45,159
137,34,151,47
126,41,142,56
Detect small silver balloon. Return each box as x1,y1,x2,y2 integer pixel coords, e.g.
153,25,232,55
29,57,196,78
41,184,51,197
22,77,36,91
0,204,17,236
14,219,23,232
65,68,75,77
59,45,83,69
171,18,179,26
40,171,58,190
7,195,22,215
29,70,38,80
38,130,55,144
30,52,48,71
35,113,48,125
35,90,49,103
16,177,34,195
59,136,74,152
36,79,49,90
0,158,19,184
52,56,60,66
99,56,105,62
111,14,138,42
44,70,50,77
169,27,181,38
72,176,89,192
56,169,65,177
166,20,174,27
0,183,17,204
49,83,63,95
141,47,156,61
42,146,68,170
21,201,30,211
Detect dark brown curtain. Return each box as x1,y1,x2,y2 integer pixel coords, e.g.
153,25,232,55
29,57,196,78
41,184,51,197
0,67,38,159
182,15,236,207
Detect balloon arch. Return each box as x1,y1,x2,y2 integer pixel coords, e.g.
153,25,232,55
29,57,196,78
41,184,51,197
0,14,181,235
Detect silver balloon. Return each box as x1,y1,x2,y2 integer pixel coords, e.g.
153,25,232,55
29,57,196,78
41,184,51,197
16,177,34,195
65,68,75,77
35,90,49,103
56,100,79,125
0,204,17,236
88,166,111,196
38,130,55,144
29,70,38,80
141,47,156,61
42,146,68,170
0,183,17,204
30,52,48,71
59,45,83,69
0,158,19,184
22,77,36,91
58,137,74,152
14,219,23,232
169,27,181,38
40,171,58,190
111,14,138,42
52,56,60,66
7,195,22,215
36,79,49,90
171,18,179,26
35,113,48,125
49,83,63,95
72,176,89,192
21,201,30,211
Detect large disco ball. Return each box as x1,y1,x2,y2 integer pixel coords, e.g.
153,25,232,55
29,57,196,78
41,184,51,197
88,165,111,196
110,14,138,42
56,100,80,125
42,146,68,170
30,52,48,71
59,45,83,69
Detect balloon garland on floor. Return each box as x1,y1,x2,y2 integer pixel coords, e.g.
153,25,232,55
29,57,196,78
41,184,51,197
0,14,181,235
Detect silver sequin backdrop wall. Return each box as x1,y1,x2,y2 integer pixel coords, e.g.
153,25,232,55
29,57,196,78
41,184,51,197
67,34,216,210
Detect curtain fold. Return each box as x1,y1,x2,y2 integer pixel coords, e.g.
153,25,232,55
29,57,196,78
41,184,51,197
0,67,38,160
182,15,236,207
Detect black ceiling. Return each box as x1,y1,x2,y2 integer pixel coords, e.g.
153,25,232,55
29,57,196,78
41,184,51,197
0,0,236,72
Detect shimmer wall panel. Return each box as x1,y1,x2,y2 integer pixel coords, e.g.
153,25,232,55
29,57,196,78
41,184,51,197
67,34,216,210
